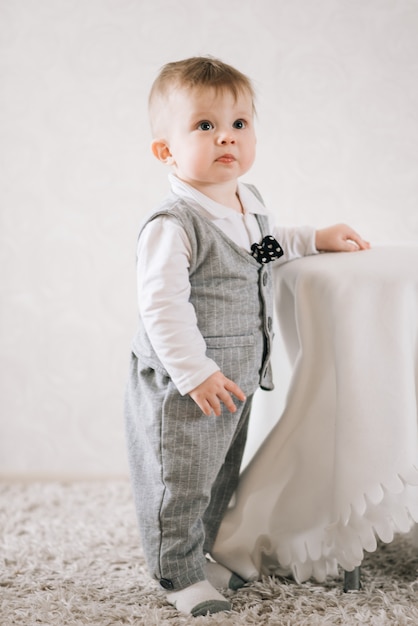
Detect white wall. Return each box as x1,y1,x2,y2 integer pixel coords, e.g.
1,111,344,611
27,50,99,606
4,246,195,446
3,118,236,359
1,0,418,479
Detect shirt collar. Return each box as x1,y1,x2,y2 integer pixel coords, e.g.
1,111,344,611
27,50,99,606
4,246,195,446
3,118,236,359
168,173,268,219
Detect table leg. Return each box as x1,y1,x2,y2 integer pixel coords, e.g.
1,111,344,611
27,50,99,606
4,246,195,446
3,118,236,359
343,566,361,592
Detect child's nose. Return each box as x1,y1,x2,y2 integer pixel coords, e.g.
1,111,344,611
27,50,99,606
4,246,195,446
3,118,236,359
217,130,235,145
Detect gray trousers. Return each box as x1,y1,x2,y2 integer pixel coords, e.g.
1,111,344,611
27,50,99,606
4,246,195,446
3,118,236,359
124,353,253,590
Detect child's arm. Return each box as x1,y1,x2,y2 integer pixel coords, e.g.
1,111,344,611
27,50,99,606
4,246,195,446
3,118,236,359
138,216,218,394
137,215,245,414
272,223,369,264
315,223,370,252
188,371,246,417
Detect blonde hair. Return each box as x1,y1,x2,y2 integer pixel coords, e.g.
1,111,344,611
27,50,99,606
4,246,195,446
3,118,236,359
148,56,255,136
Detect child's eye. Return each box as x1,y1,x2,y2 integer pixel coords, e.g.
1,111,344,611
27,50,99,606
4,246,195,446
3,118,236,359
197,121,213,131
233,119,246,129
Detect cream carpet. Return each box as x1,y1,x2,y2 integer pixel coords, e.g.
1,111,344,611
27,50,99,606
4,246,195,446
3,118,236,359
1,480,417,625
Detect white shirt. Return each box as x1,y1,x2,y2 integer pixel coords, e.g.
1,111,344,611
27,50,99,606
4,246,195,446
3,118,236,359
137,174,317,395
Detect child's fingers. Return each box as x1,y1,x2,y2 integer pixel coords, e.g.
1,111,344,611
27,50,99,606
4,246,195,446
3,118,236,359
224,379,246,402
189,373,246,416
217,389,237,414
348,232,370,250
214,379,246,414
340,225,370,251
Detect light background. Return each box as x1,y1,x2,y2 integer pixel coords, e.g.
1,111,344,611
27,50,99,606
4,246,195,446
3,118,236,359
1,0,418,479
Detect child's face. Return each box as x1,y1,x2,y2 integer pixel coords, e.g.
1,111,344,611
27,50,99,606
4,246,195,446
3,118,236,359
154,86,256,192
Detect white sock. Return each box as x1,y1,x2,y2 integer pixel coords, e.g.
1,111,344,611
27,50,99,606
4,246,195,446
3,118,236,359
206,560,247,590
165,579,231,616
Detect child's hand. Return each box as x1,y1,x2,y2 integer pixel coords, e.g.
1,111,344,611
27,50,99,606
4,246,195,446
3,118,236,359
315,224,370,252
189,372,246,416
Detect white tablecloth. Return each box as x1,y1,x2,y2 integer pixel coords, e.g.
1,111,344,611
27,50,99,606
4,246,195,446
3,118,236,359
213,246,418,583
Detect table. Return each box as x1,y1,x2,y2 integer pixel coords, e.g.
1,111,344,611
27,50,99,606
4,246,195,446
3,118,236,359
213,246,418,583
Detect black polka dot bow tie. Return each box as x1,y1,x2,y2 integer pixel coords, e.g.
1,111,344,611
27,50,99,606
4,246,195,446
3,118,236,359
251,236,284,264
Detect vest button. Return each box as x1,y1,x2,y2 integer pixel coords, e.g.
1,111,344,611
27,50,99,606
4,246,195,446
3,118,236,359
262,272,268,286
267,316,273,330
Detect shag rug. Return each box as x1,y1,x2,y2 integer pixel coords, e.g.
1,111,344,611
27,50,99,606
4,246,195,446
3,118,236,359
1,481,418,626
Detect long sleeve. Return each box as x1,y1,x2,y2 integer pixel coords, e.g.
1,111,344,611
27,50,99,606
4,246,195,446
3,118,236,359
273,224,318,265
137,215,220,395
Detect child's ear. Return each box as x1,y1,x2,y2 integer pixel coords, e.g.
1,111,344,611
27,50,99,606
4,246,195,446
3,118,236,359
151,139,174,165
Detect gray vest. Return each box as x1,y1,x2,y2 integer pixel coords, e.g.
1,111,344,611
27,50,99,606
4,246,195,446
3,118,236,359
133,186,274,396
